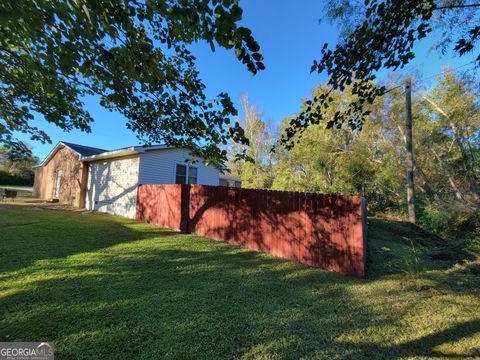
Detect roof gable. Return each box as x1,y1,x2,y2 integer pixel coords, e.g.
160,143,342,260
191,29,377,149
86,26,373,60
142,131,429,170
61,142,106,157
38,142,108,167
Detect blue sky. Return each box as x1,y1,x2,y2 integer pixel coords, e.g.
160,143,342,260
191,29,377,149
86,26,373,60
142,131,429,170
18,0,476,160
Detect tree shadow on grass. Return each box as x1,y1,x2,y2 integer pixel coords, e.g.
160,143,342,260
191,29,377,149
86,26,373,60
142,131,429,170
0,206,177,275
334,319,480,358
370,218,480,295
1,207,479,358
366,218,447,276
1,237,479,359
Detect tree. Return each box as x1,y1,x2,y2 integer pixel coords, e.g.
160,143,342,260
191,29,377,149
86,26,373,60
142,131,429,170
421,70,480,204
423,71,479,202
0,0,264,167
227,93,273,188
0,145,39,185
273,85,387,203
280,0,480,149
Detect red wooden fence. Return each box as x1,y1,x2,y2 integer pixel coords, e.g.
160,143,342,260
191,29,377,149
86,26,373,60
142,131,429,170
136,184,367,277
136,184,184,231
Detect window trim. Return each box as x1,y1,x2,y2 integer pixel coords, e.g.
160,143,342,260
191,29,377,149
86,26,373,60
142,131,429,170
175,163,187,184
174,163,199,185
187,165,198,184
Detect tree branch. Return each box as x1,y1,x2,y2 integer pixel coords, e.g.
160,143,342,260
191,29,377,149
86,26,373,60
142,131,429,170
434,3,480,11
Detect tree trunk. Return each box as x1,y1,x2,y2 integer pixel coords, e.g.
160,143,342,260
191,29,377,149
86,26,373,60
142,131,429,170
395,121,442,204
414,159,443,204
431,147,466,203
405,78,416,224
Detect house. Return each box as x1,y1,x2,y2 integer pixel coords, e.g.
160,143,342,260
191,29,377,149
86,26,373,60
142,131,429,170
33,142,106,208
219,173,242,188
33,142,242,218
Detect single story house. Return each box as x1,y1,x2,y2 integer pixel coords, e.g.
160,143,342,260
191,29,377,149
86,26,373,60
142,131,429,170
33,142,106,208
34,142,241,218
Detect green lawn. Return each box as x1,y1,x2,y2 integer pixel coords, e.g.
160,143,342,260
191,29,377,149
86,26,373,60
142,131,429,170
0,204,479,359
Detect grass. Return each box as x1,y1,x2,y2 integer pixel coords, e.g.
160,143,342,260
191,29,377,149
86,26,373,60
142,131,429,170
0,204,479,359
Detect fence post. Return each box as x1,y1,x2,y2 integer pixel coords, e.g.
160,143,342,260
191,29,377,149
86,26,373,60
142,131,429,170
361,197,368,277
180,184,191,233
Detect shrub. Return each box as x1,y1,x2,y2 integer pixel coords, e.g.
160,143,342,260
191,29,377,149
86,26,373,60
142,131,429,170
0,170,34,186
419,200,479,238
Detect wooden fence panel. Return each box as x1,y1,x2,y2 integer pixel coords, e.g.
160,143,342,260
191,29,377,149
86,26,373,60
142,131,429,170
136,184,183,231
136,184,366,277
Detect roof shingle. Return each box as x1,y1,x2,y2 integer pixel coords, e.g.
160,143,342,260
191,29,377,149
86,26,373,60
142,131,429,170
62,142,107,157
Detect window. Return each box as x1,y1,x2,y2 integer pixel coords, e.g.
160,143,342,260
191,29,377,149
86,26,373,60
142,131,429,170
175,164,198,184
175,164,187,184
188,166,198,184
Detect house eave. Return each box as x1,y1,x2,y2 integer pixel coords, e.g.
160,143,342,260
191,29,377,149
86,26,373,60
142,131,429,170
219,174,242,182
81,145,176,162
81,147,139,162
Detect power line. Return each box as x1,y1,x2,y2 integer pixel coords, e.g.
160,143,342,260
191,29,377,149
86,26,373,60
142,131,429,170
383,59,477,94
417,60,476,83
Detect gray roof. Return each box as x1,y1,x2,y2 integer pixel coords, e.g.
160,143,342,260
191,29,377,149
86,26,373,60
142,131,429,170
62,142,107,157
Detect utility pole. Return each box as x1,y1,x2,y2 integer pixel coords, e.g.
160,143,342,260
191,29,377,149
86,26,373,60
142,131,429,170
405,78,415,224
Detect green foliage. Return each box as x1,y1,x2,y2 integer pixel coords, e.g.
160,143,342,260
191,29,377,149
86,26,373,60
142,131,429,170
273,84,403,212
0,171,33,186
468,236,480,256
281,0,480,150
410,71,480,237
0,0,264,167
0,146,38,185
419,200,479,241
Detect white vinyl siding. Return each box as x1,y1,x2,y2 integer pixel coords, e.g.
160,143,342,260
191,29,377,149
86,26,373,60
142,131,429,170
139,148,219,185
86,155,140,219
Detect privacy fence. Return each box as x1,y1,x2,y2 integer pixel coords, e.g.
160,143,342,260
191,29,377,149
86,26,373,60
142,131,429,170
136,184,367,277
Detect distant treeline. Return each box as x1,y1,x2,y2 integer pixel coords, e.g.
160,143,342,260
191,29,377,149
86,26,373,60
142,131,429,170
0,148,38,186
0,170,34,186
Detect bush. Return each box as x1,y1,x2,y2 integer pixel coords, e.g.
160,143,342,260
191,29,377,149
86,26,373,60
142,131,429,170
0,170,34,186
419,201,480,238
467,236,480,257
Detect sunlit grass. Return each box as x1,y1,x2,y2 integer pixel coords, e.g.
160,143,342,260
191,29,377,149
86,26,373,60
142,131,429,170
0,205,479,359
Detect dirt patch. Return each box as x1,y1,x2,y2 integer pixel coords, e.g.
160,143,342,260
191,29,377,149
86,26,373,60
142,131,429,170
30,206,46,211
1,198,79,212
166,233,182,237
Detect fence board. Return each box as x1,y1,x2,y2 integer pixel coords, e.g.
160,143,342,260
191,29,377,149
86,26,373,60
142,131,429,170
136,184,367,277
